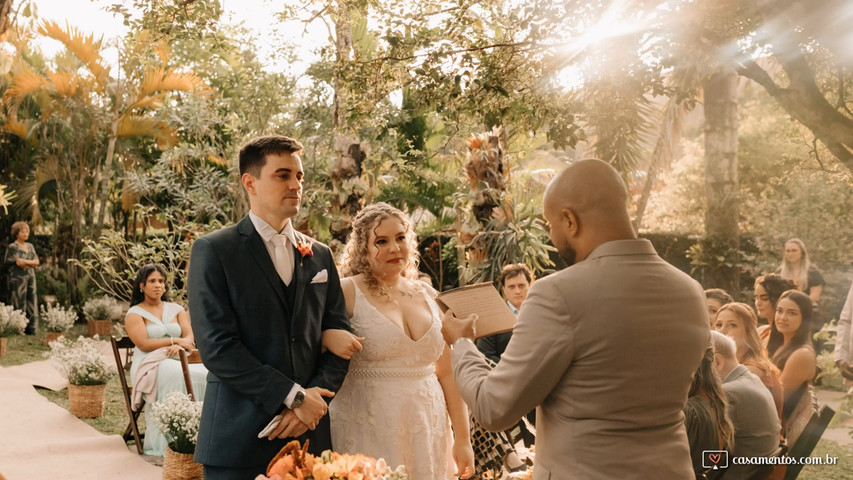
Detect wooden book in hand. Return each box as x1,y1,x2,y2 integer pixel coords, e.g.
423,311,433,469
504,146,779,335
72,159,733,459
435,282,517,339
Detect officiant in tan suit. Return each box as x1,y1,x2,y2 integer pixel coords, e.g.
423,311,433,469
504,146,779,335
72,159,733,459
443,159,709,479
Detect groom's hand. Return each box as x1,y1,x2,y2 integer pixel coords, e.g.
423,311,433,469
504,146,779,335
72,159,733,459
293,387,335,429
269,410,308,440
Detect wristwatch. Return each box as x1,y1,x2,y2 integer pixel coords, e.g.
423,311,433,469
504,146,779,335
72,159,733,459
291,388,306,409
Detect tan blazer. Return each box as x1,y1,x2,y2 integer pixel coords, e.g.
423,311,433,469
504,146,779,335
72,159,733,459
452,239,709,479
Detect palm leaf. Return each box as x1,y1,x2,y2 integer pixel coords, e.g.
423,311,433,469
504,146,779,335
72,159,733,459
117,115,178,149
3,116,32,139
117,115,163,137
3,66,47,104
127,92,167,111
138,67,208,98
47,70,80,97
37,20,110,88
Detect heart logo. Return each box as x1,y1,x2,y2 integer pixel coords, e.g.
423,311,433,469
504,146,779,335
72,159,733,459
709,453,721,464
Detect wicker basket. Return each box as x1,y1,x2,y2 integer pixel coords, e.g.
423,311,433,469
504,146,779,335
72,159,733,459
0,337,7,357
68,384,107,418
163,446,203,480
87,319,112,337
44,331,63,346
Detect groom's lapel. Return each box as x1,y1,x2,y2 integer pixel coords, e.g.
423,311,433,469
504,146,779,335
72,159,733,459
290,232,313,323
238,217,289,309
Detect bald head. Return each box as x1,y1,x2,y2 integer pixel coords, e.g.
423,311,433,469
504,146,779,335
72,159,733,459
544,159,630,220
543,159,635,264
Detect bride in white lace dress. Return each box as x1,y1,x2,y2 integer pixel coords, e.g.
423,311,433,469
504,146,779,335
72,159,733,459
328,203,474,479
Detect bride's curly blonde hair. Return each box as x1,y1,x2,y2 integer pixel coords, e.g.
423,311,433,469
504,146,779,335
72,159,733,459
339,202,421,297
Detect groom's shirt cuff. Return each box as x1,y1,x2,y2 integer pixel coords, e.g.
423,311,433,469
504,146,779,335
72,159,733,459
284,383,303,409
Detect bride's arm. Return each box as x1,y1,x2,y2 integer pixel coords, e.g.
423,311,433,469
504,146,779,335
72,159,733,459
436,344,475,479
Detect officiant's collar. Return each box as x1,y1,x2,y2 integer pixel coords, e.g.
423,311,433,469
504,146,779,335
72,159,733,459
249,211,297,247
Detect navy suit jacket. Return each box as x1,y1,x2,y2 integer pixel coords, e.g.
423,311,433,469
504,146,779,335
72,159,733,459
188,216,351,467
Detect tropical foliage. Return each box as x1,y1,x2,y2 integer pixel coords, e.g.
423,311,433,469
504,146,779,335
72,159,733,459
0,0,850,304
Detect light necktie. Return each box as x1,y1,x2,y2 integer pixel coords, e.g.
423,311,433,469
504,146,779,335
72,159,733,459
272,234,293,286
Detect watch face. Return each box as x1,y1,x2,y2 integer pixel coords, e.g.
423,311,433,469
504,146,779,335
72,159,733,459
293,389,306,408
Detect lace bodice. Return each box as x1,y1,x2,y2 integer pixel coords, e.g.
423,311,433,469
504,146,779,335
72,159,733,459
330,282,452,479
347,283,445,372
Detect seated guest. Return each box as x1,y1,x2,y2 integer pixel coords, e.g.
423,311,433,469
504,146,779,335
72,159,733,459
684,341,734,476
715,303,784,418
778,238,824,306
754,274,796,345
835,281,853,388
477,263,533,362
711,332,781,480
706,288,733,328
766,290,817,425
126,263,208,457
473,263,536,466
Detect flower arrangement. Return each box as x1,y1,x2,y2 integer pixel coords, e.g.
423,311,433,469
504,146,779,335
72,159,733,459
0,303,28,337
40,303,78,333
149,391,203,454
256,440,407,480
82,295,122,322
48,335,117,385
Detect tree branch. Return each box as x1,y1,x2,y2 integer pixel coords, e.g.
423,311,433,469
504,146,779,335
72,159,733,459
357,42,536,65
735,59,781,95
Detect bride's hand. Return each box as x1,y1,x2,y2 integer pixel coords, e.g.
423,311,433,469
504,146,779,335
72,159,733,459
321,329,364,359
452,438,475,479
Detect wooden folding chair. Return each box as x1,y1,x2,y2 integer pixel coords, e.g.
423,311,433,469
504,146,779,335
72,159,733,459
783,404,835,480
111,336,198,454
111,336,144,454
178,349,196,401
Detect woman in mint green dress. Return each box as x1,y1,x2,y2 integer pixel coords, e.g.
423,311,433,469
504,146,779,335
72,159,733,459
125,263,208,456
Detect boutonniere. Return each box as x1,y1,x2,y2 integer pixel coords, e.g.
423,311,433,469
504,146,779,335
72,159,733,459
296,241,313,266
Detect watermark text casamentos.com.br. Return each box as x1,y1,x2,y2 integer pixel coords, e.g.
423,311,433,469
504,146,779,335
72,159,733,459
731,454,840,466
702,450,840,469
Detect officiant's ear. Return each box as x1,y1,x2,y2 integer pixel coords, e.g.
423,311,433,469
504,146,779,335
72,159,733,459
563,207,580,236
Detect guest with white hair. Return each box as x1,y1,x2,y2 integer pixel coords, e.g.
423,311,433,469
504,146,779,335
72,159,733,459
835,281,853,389
711,331,781,480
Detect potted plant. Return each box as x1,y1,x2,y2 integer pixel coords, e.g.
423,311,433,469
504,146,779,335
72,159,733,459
82,295,121,337
48,335,117,417
0,303,28,356
150,392,204,480
40,303,78,345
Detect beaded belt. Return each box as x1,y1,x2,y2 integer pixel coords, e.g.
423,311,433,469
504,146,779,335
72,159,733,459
348,366,435,378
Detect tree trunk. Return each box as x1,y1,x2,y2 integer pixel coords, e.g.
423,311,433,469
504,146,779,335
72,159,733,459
0,0,12,38
328,7,366,247
702,67,740,293
94,119,118,239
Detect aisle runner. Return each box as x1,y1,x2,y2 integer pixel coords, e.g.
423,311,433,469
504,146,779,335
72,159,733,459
0,368,161,480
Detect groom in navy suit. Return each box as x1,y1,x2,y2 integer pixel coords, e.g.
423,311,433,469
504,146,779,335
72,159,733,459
189,135,351,479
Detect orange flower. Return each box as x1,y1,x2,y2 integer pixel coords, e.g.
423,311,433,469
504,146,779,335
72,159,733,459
297,241,313,258
312,463,333,480
268,455,295,478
